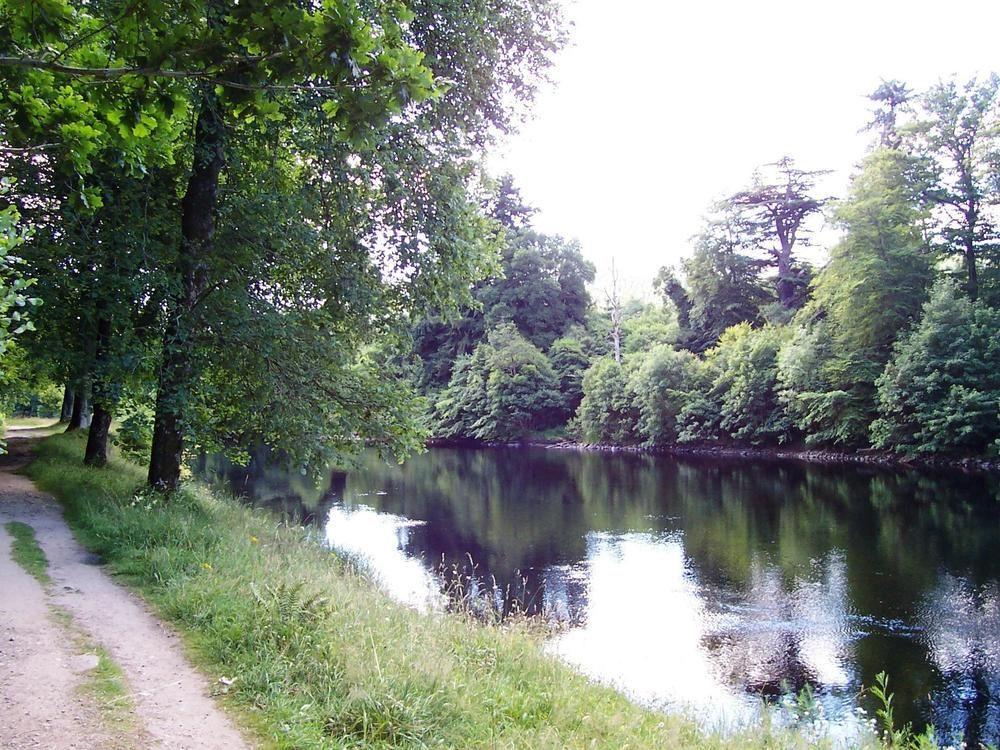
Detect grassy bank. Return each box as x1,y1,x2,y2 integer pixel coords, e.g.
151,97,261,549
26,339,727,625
24,432,903,750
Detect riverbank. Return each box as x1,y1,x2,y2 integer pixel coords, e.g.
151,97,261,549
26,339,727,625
429,437,1000,474
21,431,932,749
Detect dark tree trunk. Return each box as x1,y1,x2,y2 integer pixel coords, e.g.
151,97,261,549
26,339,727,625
964,204,979,303
59,386,75,423
84,316,114,467
148,88,225,490
66,387,89,431
965,244,978,302
775,231,795,308
84,404,112,466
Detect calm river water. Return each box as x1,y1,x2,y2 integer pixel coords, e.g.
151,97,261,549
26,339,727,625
202,447,1000,745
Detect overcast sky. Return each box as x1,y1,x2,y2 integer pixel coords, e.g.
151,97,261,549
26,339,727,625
491,0,1000,294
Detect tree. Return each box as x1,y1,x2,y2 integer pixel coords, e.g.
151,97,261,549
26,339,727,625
678,323,791,446
434,350,491,440
678,214,771,350
621,305,678,355
905,74,1000,303
480,231,595,350
0,200,38,449
481,324,561,439
3,0,438,485
778,148,934,447
866,80,913,150
2,0,565,487
576,358,638,444
727,157,829,308
604,260,625,363
412,175,592,392
433,323,560,441
549,336,589,422
871,280,1000,456
628,345,699,446
653,266,693,335
483,174,537,231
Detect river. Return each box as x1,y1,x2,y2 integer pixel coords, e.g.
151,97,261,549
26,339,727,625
200,447,1000,745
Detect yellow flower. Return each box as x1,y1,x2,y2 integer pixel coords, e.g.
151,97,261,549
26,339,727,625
201,562,213,571
250,535,259,544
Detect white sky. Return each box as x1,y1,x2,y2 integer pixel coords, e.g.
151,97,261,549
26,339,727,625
491,0,1000,294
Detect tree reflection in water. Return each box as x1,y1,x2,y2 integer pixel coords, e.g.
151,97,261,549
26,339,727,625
199,447,1000,745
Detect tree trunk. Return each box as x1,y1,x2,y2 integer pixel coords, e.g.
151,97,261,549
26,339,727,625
66,386,89,431
84,404,112,466
148,88,225,490
775,241,794,308
59,386,75,423
84,316,114,467
965,244,978,302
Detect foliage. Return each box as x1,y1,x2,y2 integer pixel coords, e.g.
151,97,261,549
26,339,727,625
726,157,829,308
871,280,1000,456
621,304,678,354
0,202,36,371
413,209,596,394
112,395,156,461
628,345,700,446
576,358,639,444
679,324,792,446
903,74,1000,303
0,199,39,447
676,215,772,350
548,336,590,422
479,231,595,350
433,323,560,441
778,149,934,447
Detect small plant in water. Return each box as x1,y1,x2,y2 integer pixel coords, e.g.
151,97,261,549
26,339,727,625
432,554,540,626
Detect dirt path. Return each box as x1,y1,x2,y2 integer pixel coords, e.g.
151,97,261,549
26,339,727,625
0,432,253,750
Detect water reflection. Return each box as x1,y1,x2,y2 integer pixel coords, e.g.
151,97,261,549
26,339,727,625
201,448,1000,745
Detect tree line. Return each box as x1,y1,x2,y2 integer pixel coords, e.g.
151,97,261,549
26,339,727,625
415,77,1000,458
0,0,564,479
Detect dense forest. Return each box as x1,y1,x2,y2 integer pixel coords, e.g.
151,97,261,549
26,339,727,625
1,0,998,469
409,78,1000,459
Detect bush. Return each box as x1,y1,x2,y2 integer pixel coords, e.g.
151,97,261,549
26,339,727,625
628,345,700,446
871,280,1000,455
576,357,639,444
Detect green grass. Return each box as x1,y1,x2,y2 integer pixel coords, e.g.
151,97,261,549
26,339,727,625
78,640,137,740
24,432,906,750
50,606,138,745
5,521,51,584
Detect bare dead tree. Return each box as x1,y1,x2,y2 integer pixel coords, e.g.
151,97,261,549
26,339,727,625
605,259,624,364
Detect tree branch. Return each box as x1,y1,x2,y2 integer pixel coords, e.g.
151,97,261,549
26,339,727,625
0,142,62,154
0,55,370,94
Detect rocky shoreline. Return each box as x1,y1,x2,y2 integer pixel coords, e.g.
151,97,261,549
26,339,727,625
427,438,1000,474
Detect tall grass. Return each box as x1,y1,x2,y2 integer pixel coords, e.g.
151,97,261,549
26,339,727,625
25,432,915,750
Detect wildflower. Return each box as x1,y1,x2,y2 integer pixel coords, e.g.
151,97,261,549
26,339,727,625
201,562,213,571
250,535,259,544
